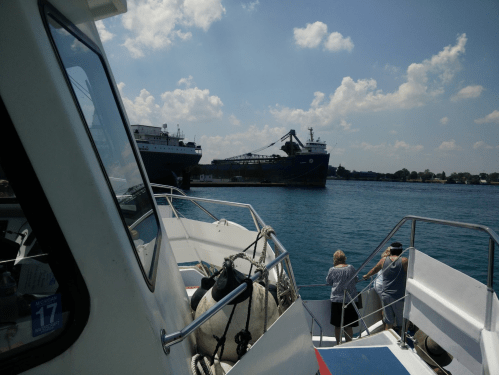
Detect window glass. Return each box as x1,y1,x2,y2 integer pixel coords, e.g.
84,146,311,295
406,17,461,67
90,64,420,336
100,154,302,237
0,176,66,359
47,16,160,281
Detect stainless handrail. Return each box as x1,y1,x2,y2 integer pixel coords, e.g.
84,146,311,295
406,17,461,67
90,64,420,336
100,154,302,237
301,216,498,345
301,301,323,347
344,215,498,293
346,291,370,336
151,183,219,222
152,191,299,292
161,251,292,350
155,188,300,350
340,215,498,345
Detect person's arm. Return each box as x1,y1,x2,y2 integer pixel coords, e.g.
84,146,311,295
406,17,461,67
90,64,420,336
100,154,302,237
326,268,335,285
362,258,385,280
402,257,409,273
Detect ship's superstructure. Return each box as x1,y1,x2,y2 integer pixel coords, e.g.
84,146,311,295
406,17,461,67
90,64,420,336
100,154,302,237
131,124,202,186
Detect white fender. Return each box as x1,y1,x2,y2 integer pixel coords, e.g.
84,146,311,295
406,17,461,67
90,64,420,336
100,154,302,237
195,283,279,362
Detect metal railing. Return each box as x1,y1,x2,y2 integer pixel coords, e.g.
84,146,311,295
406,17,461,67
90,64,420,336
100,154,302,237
161,250,293,352
297,216,498,346
301,301,323,347
342,215,498,346
150,183,219,222
151,183,266,231
152,184,300,352
344,215,498,295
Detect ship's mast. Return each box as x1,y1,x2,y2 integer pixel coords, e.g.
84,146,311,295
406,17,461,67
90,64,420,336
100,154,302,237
308,127,314,142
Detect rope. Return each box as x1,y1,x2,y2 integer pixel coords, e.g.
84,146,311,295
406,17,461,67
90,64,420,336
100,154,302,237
211,303,238,364
241,225,295,314
248,232,262,275
191,354,214,375
235,278,254,359
257,226,279,328
258,226,275,264
226,252,270,332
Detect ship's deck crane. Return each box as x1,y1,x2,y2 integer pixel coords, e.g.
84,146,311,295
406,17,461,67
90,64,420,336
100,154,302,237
280,129,305,148
220,129,306,161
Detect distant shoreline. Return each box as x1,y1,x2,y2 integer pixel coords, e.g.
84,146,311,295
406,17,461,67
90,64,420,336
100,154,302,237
327,177,499,186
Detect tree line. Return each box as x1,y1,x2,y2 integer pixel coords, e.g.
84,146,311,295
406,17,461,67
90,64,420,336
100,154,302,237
333,165,499,184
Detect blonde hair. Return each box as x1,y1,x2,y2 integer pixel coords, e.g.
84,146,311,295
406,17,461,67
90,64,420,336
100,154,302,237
333,250,347,266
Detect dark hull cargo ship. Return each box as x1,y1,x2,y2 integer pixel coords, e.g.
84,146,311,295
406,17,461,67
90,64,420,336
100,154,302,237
203,128,330,187
131,124,202,188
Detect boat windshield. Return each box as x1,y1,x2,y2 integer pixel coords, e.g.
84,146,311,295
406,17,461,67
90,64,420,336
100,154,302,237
45,13,161,285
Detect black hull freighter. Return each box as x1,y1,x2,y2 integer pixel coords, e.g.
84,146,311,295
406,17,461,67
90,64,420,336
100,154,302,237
205,128,330,187
131,124,202,188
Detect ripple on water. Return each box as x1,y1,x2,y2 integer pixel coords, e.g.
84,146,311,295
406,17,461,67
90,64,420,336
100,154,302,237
174,181,499,300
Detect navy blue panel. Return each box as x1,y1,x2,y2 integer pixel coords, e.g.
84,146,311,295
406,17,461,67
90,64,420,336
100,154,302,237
317,347,411,375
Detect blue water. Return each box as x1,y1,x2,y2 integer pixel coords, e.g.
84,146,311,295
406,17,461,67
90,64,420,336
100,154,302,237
164,180,499,300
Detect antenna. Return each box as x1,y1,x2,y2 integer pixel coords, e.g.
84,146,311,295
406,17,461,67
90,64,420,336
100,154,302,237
308,127,314,142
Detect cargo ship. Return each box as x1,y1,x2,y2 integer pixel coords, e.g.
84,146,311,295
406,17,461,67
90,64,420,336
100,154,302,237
131,124,202,188
203,128,330,187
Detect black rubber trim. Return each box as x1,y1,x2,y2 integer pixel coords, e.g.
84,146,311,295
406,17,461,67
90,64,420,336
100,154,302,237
0,97,91,374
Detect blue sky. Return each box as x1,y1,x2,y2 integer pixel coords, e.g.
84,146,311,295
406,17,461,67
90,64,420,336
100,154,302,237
98,0,499,174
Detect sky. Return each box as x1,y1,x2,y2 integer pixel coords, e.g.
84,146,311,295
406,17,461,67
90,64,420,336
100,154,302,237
98,0,499,174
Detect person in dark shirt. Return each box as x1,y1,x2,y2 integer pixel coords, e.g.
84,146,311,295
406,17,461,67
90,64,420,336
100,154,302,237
363,242,408,330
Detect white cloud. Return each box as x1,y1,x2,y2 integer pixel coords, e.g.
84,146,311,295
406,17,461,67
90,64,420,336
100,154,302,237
385,64,401,75
437,139,461,151
393,140,424,152
353,142,387,153
242,0,259,12
473,141,493,150
118,80,223,125
183,0,226,30
272,34,467,128
229,114,241,126
339,119,358,132
352,140,423,154
389,130,398,135
178,75,194,88
96,20,115,42
200,125,287,161
323,32,354,52
294,22,354,53
451,85,484,101
329,146,345,156
475,110,499,124
121,0,225,58
440,117,449,125
294,21,328,49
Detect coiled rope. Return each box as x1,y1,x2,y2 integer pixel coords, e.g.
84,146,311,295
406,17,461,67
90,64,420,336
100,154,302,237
191,354,213,375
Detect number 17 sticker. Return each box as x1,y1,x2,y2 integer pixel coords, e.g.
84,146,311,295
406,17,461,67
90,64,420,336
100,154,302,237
31,294,62,337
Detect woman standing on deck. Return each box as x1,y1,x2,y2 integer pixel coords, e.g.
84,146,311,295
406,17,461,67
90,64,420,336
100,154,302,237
326,250,359,344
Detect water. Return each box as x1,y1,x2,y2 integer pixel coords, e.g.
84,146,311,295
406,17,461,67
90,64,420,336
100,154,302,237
163,180,499,300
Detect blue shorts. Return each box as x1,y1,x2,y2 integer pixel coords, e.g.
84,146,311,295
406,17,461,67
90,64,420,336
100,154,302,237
381,295,404,327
